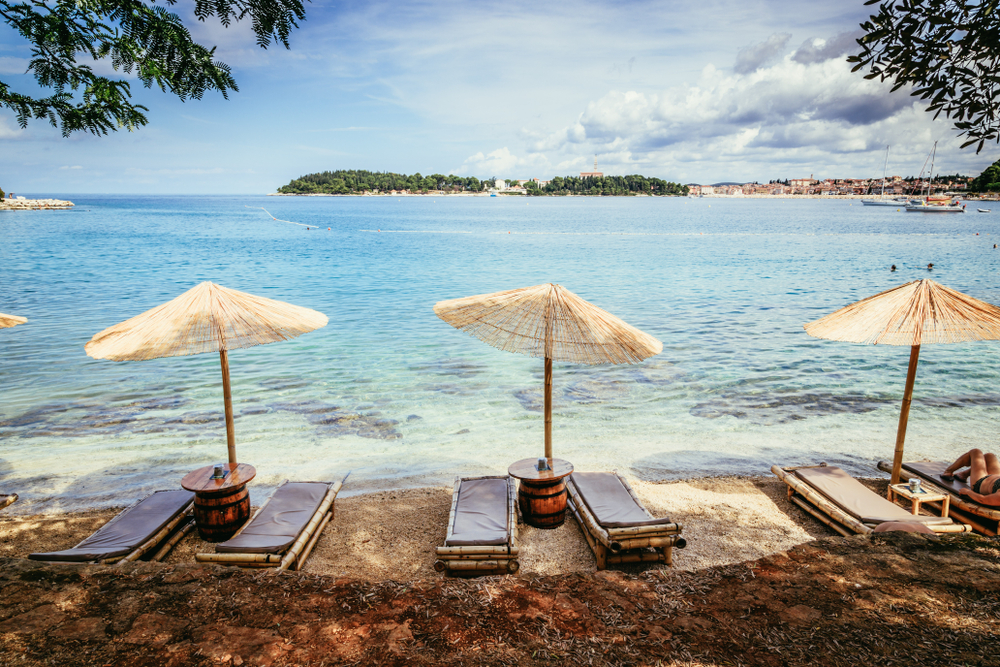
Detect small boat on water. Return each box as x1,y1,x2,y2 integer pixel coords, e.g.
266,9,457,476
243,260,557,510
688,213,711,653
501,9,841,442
906,196,965,213
979,208,992,213
904,142,965,213
861,145,909,206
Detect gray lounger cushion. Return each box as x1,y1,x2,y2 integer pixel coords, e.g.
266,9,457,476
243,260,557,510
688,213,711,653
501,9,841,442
899,461,971,496
794,466,950,525
572,472,672,528
215,481,329,555
445,478,508,547
28,489,194,562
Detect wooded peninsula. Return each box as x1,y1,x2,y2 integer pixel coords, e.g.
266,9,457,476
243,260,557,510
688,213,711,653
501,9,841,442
276,170,689,196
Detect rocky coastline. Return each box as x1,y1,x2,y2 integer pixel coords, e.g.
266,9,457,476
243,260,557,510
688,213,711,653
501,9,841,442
0,198,74,211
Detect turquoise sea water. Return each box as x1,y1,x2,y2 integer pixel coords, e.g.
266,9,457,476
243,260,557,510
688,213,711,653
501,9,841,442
2,195,999,514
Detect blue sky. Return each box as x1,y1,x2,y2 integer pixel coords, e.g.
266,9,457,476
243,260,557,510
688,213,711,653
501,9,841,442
1,0,997,194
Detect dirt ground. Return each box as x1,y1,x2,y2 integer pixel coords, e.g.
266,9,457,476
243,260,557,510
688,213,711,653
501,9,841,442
0,532,998,666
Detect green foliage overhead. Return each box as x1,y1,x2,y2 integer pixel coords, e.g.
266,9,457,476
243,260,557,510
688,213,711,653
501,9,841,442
849,0,1000,153
277,170,688,196
0,0,306,136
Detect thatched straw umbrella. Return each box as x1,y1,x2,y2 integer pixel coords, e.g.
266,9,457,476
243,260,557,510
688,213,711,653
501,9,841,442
434,283,662,459
804,279,1000,484
0,313,27,328
85,282,328,465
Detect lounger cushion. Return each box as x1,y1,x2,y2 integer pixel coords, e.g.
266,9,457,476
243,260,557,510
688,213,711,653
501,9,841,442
446,478,508,547
28,490,194,562
794,466,950,525
571,472,672,528
215,482,330,555
899,461,971,496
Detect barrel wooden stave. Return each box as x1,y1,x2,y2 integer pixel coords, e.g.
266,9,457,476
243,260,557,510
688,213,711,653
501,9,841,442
519,478,568,529
193,484,250,542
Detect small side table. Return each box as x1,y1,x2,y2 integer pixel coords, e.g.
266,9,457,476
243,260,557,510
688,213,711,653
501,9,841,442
508,458,573,529
887,483,950,518
181,463,256,542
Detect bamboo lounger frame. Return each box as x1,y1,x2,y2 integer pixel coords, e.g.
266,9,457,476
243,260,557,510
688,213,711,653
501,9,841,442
30,494,196,565
195,477,345,571
771,464,971,535
876,460,1000,536
435,476,519,577
566,473,685,570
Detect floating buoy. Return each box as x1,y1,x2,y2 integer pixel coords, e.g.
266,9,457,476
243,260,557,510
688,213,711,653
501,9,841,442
328,227,331,231
306,227,310,230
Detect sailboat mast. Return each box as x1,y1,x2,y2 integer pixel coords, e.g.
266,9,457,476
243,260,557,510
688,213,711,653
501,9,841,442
927,141,937,198
880,145,889,198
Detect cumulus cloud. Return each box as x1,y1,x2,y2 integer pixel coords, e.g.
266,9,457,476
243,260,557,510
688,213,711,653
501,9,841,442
792,30,863,65
734,33,791,74
507,32,978,182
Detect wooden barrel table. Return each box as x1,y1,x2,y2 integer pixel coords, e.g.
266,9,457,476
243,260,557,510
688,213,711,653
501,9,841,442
508,458,573,529
181,463,256,542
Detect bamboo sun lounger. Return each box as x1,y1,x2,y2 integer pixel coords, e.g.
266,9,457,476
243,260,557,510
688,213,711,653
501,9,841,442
772,464,970,536
877,460,1000,536
435,476,519,577
0,493,16,511
566,472,686,570
28,489,195,564
196,479,343,571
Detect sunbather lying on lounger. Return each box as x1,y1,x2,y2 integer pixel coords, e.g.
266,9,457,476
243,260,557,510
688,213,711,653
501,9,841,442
942,449,1000,506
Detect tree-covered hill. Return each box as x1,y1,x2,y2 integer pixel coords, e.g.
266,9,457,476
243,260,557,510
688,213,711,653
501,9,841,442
530,175,687,196
277,170,689,196
277,171,483,194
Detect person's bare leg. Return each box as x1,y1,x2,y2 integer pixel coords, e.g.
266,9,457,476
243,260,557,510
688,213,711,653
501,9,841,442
985,453,1000,477
943,449,975,479
968,449,988,484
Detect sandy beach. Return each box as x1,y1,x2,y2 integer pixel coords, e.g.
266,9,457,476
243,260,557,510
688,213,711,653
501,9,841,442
2,476,851,579
2,475,998,667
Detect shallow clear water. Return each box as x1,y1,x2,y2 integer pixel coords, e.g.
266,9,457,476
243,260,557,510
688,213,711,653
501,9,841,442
2,195,999,513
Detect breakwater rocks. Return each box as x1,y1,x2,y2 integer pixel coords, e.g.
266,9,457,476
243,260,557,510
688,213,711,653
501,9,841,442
0,198,74,211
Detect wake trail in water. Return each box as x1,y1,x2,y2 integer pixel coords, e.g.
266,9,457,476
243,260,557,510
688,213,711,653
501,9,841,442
245,205,312,228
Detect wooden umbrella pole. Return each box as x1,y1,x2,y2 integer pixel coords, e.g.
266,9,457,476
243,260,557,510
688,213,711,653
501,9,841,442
544,356,553,459
220,349,237,466
891,344,921,484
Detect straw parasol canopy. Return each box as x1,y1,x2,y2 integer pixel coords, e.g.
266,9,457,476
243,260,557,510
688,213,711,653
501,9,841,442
0,313,27,329
434,283,662,459
86,282,328,464
804,279,1000,483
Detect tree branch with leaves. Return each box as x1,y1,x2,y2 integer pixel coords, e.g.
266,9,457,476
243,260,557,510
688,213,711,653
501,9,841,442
849,0,1000,153
0,0,306,136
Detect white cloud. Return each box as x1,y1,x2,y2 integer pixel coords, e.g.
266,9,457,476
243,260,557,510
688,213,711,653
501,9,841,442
58,165,83,170
734,33,791,74
0,56,30,75
510,39,985,183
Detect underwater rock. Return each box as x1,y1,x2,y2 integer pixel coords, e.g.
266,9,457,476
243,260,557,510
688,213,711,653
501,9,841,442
689,391,894,425
259,378,312,391
408,358,487,379
270,400,403,440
